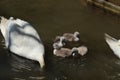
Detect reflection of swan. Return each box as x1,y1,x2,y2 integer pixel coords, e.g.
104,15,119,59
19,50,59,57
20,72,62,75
105,33,120,58
0,17,45,68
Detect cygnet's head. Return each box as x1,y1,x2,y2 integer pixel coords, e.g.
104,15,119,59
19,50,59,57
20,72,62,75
71,47,79,57
53,36,66,49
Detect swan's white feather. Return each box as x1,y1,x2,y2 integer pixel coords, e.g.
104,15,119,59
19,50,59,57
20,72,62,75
105,33,120,58
0,17,45,68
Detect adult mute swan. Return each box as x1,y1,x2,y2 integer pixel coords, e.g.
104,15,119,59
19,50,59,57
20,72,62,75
105,33,120,58
0,17,45,69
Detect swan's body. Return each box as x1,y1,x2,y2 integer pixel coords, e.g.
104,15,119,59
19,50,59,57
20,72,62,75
105,33,120,58
72,46,88,56
53,32,80,49
63,31,80,42
0,17,45,68
53,48,72,57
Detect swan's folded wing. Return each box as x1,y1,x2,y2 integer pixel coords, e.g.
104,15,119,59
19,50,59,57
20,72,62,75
9,24,43,56
16,19,41,40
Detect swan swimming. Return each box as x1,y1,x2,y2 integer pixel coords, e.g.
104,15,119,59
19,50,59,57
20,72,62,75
0,17,45,69
63,31,80,42
53,47,72,57
105,33,120,58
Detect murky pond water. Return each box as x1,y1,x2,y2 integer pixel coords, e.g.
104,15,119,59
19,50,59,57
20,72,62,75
0,0,120,80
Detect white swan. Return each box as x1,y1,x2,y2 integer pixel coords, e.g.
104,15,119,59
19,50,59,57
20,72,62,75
0,17,45,69
105,33,120,58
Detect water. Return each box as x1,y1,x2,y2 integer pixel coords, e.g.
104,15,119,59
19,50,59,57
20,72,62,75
0,0,120,80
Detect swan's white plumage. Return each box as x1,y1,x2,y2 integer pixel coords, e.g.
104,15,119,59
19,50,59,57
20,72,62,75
0,17,45,68
105,33,120,58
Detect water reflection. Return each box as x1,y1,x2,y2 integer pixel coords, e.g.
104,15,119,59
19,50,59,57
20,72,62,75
0,0,120,80
9,54,46,80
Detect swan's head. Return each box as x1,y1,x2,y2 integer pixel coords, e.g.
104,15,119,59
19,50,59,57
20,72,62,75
54,36,66,44
71,47,79,57
53,36,66,49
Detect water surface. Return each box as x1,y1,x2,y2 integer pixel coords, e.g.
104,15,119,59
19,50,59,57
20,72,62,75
0,0,120,80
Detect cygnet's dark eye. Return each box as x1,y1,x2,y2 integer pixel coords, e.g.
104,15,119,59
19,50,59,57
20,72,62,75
62,39,66,45
72,50,79,57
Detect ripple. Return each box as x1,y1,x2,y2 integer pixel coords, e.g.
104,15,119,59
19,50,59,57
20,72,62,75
29,76,45,80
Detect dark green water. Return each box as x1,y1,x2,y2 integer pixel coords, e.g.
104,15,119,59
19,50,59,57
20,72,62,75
0,0,120,80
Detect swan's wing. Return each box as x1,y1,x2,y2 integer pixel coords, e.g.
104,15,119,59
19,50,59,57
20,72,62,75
8,24,44,57
14,18,41,40
0,17,42,47
14,18,29,27
105,33,120,58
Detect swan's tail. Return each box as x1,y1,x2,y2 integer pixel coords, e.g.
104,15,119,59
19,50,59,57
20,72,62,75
104,33,118,47
0,16,8,27
0,16,14,29
104,33,120,58
104,33,117,42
